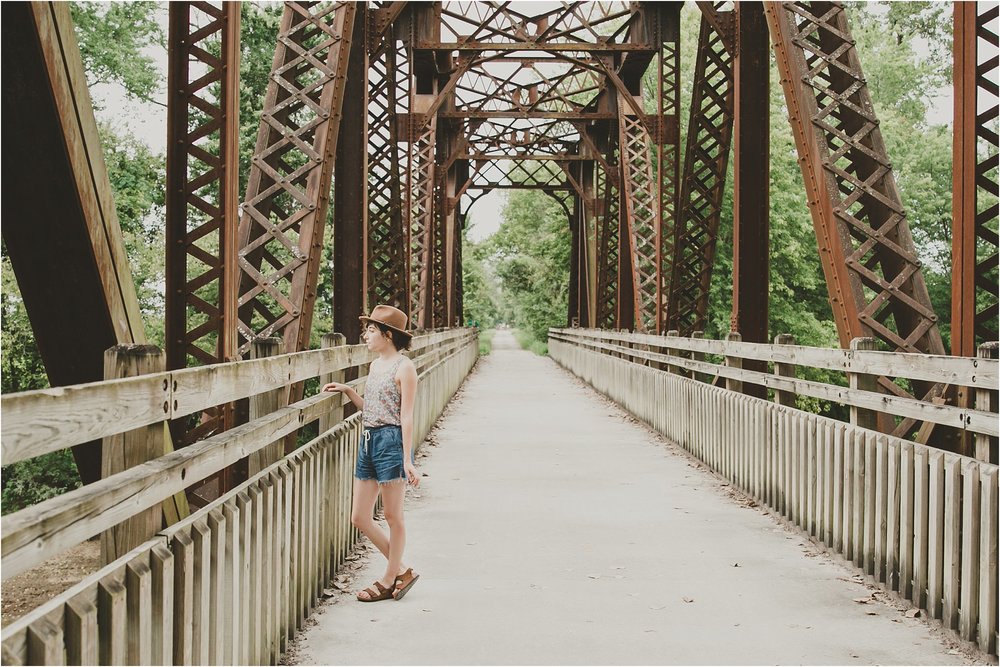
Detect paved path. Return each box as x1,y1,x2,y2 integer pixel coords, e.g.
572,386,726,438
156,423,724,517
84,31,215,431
290,331,975,665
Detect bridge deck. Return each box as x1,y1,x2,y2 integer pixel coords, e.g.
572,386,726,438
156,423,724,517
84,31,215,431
290,331,971,665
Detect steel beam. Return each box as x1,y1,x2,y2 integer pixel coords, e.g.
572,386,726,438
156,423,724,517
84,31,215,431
731,1,769,399
766,1,946,359
1,2,148,485
333,7,369,344
236,2,356,355
165,2,241,447
952,1,999,358
367,11,410,314
666,9,734,335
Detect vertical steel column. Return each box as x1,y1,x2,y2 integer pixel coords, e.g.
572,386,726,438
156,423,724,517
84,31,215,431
952,1,999,359
367,12,410,313
656,2,682,334
165,1,241,443
569,189,582,327
731,1,769,399
596,142,622,330
236,2,356,356
666,9,734,335
332,7,369,343
581,159,598,327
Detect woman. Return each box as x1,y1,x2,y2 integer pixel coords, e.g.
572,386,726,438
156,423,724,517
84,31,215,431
322,304,421,602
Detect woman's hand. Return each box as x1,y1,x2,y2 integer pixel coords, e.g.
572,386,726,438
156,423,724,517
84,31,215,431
322,382,350,393
404,461,421,488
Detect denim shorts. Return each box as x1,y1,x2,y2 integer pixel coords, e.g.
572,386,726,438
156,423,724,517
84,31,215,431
356,425,406,484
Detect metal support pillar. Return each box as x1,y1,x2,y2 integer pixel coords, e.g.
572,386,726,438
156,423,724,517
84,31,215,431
236,2,356,355
1,2,149,485
732,1,769,399
367,13,410,313
165,1,241,445
952,1,999,358
333,7,369,344
667,8,734,335
952,1,999,456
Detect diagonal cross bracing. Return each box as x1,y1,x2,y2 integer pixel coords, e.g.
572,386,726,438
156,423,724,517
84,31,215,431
236,1,356,357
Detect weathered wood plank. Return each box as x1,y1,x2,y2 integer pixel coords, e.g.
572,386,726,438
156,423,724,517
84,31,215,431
874,436,888,583
926,452,945,618
190,520,211,666
149,544,173,667
26,617,64,666
549,332,999,437
1,330,468,465
886,440,901,592
65,594,98,666
125,557,152,666
913,447,929,608
899,442,915,600
170,529,194,666
97,573,127,665
960,460,982,641
979,467,998,654
550,328,999,389
221,502,241,665
943,457,962,629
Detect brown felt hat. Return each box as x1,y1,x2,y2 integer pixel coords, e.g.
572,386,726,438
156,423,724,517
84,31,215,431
359,304,411,336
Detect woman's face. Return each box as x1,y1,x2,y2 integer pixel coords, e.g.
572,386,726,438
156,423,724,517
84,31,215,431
363,324,393,352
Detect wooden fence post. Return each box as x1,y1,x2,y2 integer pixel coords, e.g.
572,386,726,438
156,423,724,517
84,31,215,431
248,338,287,477
774,333,797,408
101,345,165,564
320,333,347,435
975,342,999,464
849,337,879,431
666,330,681,375
691,331,705,382
725,331,743,393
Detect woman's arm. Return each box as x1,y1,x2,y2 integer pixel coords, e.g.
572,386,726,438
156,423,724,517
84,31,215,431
398,360,420,485
321,382,364,411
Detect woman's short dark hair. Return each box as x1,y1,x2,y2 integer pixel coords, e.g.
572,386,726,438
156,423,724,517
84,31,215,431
374,321,412,351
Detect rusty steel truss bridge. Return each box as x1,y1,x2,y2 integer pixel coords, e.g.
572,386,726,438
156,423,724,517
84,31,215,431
2,1,998,492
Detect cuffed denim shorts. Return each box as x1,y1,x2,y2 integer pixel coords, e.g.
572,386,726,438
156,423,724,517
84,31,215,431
356,425,406,484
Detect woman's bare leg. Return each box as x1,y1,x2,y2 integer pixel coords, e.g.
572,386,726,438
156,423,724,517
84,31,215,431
351,478,389,556
379,480,408,586
351,478,409,596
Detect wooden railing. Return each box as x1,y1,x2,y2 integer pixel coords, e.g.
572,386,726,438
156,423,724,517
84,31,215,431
0,328,479,665
550,327,999,655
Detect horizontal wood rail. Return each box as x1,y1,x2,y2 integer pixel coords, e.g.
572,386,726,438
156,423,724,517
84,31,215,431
550,328,999,655
2,329,468,465
0,329,478,581
1,329,478,664
549,329,1000,438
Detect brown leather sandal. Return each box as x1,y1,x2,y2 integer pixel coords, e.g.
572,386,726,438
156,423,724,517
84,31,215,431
357,580,394,602
393,568,420,600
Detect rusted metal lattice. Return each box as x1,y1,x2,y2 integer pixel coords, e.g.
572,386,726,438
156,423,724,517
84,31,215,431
667,8,734,336
236,2,356,357
596,157,622,330
767,1,946,358
952,1,999,357
656,6,682,334
165,1,241,443
408,119,437,329
617,96,660,333
366,17,409,312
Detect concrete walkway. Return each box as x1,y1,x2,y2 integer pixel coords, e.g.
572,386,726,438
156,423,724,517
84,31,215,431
289,331,977,665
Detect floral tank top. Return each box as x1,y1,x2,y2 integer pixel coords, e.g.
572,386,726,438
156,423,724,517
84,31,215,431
363,355,404,428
